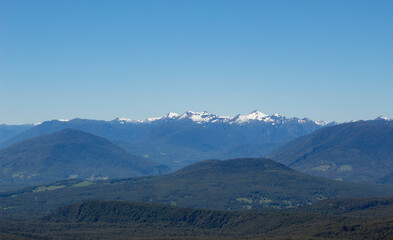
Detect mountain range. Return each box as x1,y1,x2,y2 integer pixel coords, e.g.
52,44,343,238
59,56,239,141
1,112,392,186
0,110,332,168
1,114,393,239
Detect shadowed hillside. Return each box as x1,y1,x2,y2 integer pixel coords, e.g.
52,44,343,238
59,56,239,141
0,128,169,189
268,119,393,183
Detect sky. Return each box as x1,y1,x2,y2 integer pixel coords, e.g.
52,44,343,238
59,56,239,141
1,0,392,124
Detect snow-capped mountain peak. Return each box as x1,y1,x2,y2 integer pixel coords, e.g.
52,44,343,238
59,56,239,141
113,117,142,124
375,116,392,121
178,111,229,123
314,120,329,126
141,111,232,124
232,110,272,124
146,117,162,122
111,110,332,126
249,110,269,119
164,112,180,119
144,112,180,122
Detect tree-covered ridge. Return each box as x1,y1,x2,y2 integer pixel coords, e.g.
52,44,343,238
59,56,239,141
2,158,393,217
0,128,169,189
268,120,393,183
1,198,393,239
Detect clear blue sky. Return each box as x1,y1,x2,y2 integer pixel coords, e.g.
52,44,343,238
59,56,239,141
1,0,392,124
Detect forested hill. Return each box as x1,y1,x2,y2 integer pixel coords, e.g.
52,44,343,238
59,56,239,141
0,128,169,189
268,119,393,183
2,158,393,217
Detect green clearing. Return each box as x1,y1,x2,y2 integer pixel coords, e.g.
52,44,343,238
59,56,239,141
33,185,66,192
72,181,93,188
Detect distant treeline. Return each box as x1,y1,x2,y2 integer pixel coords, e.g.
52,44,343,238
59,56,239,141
1,198,393,239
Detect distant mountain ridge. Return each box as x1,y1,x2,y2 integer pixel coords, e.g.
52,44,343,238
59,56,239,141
112,110,331,125
0,110,333,168
268,119,393,183
0,124,36,144
0,128,170,189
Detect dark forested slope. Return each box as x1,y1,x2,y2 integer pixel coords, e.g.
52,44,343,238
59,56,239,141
0,128,169,189
268,120,393,183
2,199,393,240
2,158,393,217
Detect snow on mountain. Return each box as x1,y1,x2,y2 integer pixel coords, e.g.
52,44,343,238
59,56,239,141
145,117,162,122
230,110,329,125
111,110,331,126
375,116,392,121
178,111,231,123
295,117,329,126
146,112,180,121
232,110,269,124
165,112,180,119
141,111,230,124
112,117,142,124
314,120,329,126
